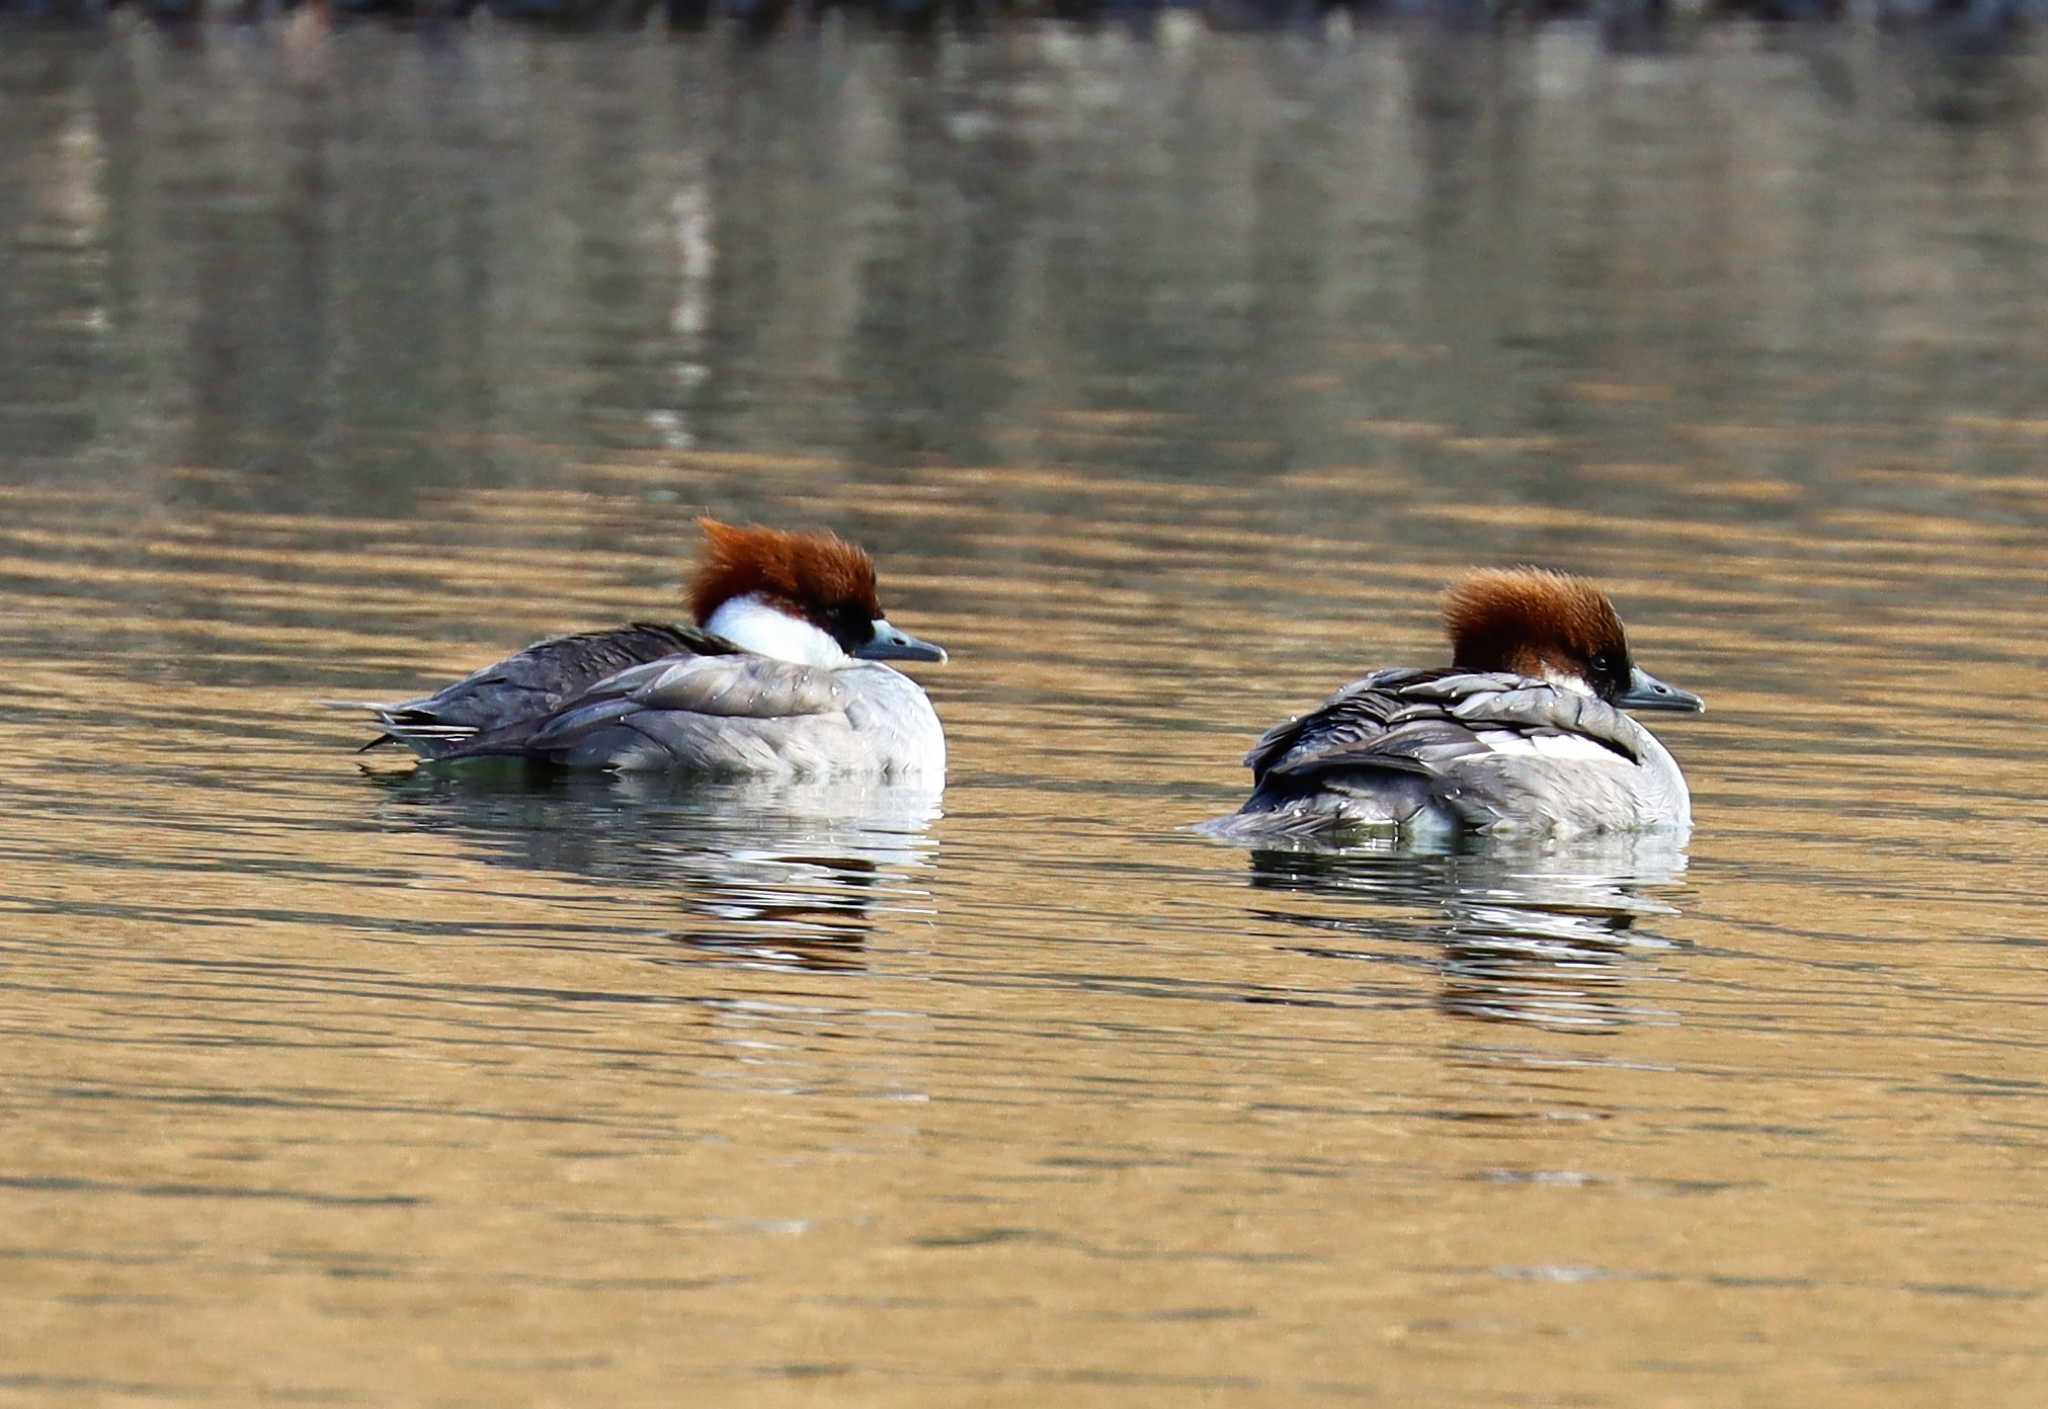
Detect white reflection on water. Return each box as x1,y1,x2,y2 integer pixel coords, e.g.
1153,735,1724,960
1231,830,1692,1032
367,770,943,973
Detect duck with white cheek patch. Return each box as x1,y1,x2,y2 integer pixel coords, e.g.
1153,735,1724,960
1203,568,1703,840
335,518,947,778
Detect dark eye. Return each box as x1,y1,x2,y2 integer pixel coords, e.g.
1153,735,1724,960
1590,653,1616,676
834,605,873,642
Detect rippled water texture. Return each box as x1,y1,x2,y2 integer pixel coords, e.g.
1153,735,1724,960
3,18,2048,1407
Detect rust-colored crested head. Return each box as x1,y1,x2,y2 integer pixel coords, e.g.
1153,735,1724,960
1443,566,1633,697
690,518,882,636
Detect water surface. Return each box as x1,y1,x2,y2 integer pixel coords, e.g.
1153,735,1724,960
3,18,2048,1408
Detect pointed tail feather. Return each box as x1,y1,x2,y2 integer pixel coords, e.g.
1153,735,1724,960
318,698,479,759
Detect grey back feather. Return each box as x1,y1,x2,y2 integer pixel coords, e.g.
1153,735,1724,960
358,622,732,756
1234,667,1652,833
449,656,936,777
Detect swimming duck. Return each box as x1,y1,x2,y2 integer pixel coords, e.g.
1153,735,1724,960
1207,567,1702,838
342,518,946,776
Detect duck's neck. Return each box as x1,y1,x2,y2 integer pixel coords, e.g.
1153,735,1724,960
703,593,849,667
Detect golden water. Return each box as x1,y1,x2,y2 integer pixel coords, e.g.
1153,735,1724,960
2,19,2047,1409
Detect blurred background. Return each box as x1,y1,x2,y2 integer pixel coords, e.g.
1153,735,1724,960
2,14,2046,1409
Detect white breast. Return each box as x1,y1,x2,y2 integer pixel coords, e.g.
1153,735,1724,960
841,664,948,777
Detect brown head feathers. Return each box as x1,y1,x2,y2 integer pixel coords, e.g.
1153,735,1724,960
690,518,883,632
1443,567,1634,697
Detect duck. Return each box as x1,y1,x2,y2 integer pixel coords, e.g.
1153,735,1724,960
1205,567,1703,839
338,518,947,776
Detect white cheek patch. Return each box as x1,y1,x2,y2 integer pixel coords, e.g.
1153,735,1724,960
1539,666,1599,699
703,594,848,667
1475,729,1620,763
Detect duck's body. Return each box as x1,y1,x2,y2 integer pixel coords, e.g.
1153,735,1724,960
342,520,947,778
1209,569,1702,840
356,622,734,757
439,648,945,776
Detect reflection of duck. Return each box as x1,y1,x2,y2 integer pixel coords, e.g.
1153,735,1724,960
1239,830,1691,1032
334,519,946,777
371,771,943,973
1207,569,1703,839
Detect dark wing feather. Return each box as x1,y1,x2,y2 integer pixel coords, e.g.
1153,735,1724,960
439,653,850,768
1230,668,1645,831
1245,668,1459,778
362,622,736,754
1251,669,1639,784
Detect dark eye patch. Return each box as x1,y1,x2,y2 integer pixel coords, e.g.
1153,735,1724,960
818,602,875,652
1588,650,1632,698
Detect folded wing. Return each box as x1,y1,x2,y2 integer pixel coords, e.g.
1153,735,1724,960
441,652,856,773
1240,668,1642,831
347,623,734,756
